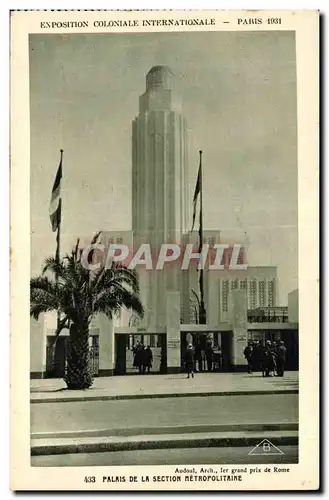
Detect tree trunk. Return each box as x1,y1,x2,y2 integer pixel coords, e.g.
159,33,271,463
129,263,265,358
64,322,93,389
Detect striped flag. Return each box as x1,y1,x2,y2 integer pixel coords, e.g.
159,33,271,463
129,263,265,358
190,161,201,232
49,154,62,232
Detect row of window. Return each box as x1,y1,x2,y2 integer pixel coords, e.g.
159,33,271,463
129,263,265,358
221,279,276,312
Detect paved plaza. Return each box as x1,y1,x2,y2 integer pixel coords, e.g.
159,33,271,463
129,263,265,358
31,371,298,403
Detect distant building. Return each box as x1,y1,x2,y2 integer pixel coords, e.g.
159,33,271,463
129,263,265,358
182,262,277,325
288,289,299,323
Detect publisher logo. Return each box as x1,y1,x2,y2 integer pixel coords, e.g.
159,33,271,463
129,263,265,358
248,439,285,456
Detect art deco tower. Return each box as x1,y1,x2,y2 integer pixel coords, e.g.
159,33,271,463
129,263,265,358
132,66,189,327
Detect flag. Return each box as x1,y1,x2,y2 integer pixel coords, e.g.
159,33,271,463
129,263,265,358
191,162,201,232
49,155,62,232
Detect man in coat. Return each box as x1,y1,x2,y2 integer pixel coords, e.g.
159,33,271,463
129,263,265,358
244,341,253,374
262,340,276,377
133,342,142,371
276,341,287,376
144,345,153,373
251,341,262,372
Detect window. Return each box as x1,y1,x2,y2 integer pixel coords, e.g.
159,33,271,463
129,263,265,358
240,279,247,289
268,280,275,307
222,280,229,312
259,281,265,307
231,279,239,290
249,280,257,309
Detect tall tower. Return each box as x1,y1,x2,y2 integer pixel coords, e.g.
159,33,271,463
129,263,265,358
132,66,188,328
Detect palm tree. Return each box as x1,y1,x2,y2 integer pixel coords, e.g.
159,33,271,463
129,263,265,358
30,235,144,390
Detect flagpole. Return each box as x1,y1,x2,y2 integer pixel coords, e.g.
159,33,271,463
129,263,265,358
56,149,63,330
198,150,207,325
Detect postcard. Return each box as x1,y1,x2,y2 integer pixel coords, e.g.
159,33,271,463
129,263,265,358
10,9,319,490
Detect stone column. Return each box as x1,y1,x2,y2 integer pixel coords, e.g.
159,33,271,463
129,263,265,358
166,291,181,373
230,289,248,370
98,314,114,376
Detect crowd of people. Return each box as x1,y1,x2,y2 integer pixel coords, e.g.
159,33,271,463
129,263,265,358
132,342,153,374
243,339,287,377
132,337,287,378
185,338,287,379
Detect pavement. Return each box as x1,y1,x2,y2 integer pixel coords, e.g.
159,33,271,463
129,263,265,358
30,371,299,403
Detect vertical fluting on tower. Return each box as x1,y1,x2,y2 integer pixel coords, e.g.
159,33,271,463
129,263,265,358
132,66,188,328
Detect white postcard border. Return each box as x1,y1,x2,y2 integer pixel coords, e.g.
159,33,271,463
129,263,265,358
10,9,319,491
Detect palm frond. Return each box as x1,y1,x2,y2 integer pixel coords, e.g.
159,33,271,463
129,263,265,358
30,237,143,326
30,276,57,292
42,257,65,277
94,287,144,319
90,231,102,246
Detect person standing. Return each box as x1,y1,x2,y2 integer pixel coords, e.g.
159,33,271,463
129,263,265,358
276,341,287,376
185,344,195,379
132,341,141,370
244,341,253,374
194,340,203,372
144,345,153,373
262,340,275,377
216,345,222,372
205,342,214,372
251,341,261,372
140,345,148,374
135,344,144,374
271,343,278,377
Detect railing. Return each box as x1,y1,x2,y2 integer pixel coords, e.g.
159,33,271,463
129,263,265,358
89,346,99,376
45,343,100,377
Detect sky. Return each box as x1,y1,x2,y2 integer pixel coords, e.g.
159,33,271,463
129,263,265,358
29,30,298,304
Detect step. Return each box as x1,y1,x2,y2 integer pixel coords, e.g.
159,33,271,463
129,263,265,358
30,388,299,404
31,422,298,440
31,430,298,456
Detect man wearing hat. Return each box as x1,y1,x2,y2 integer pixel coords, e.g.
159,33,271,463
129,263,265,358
185,343,195,379
262,340,275,377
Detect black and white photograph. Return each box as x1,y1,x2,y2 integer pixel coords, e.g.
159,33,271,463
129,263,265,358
10,9,319,491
